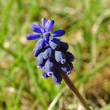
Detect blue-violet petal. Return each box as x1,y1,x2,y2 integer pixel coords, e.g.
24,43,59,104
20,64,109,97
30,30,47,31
26,33,41,40
41,18,46,28
31,24,42,33
45,19,54,32
51,29,65,37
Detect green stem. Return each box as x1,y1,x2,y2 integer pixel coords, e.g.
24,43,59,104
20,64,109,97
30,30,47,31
60,72,91,110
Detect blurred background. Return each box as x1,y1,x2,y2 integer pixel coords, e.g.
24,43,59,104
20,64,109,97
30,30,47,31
0,0,110,110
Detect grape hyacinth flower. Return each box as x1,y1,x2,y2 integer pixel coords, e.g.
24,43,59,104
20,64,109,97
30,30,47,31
26,18,65,41
26,18,91,110
26,18,74,84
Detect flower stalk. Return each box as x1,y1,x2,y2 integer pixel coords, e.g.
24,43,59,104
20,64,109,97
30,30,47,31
60,71,91,110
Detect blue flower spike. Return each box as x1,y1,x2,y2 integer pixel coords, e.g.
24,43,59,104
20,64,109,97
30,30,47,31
26,18,75,84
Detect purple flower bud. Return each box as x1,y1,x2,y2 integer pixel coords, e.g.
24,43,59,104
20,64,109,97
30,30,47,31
31,24,42,33
59,63,71,75
43,47,53,59
26,34,41,40
49,38,60,50
41,18,46,28
45,59,55,76
65,52,75,62
55,51,66,64
52,69,62,84
45,19,54,32
33,39,46,57
51,29,65,37
36,52,46,68
42,66,49,79
59,41,68,52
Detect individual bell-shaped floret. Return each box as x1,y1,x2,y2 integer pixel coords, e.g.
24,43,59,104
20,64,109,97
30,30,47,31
59,41,68,52
65,52,75,62
44,59,55,76
43,47,53,59
52,69,62,84
59,63,71,75
55,51,66,64
36,52,46,68
42,66,49,79
49,38,60,50
33,39,46,57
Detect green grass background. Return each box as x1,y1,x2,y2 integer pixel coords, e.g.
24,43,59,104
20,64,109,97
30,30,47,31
0,0,110,110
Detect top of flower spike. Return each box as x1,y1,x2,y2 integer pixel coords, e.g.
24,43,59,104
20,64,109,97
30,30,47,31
26,18,65,41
